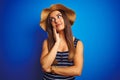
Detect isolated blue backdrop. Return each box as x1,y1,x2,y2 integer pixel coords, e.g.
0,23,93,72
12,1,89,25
1,0,120,80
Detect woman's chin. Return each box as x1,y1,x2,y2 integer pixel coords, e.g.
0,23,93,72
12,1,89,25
57,28,64,32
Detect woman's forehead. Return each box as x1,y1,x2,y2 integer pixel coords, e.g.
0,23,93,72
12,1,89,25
50,10,62,17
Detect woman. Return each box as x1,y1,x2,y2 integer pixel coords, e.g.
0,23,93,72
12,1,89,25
40,4,83,80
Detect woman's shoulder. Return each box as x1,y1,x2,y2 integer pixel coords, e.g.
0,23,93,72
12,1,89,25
43,39,48,43
42,39,48,47
73,37,81,42
74,37,83,47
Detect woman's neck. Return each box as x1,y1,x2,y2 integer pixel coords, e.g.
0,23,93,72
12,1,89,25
58,30,75,43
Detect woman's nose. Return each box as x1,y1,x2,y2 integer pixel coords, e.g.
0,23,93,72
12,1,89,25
54,18,59,23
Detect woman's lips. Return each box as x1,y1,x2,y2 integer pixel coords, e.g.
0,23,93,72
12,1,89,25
56,24,62,27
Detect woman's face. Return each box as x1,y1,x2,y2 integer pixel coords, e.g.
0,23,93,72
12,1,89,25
49,10,65,32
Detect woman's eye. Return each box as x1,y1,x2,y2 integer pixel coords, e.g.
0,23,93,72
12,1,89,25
57,15,62,18
50,18,55,22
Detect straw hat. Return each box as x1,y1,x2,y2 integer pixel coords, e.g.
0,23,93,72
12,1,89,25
40,4,76,31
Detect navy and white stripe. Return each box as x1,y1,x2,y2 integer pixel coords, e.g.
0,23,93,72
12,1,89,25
42,38,79,80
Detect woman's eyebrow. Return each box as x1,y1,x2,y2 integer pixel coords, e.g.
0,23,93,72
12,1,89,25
50,13,62,18
56,13,62,16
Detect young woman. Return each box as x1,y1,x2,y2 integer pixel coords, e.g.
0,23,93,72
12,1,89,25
40,4,83,80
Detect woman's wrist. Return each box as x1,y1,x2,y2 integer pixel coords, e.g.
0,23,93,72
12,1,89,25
55,40,60,45
54,41,60,49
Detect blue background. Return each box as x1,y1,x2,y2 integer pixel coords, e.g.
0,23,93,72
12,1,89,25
0,0,120,80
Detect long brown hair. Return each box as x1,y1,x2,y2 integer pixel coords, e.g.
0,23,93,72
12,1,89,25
46,9,75,61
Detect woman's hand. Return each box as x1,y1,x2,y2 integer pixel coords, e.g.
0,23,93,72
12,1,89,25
53,28,61,43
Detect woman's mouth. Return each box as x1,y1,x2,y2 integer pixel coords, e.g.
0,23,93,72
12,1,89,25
56,24,62,27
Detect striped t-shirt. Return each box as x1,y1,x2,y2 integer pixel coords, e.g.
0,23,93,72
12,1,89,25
42,38,79,80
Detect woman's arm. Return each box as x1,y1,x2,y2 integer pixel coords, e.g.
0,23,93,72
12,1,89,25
51,41,83,76
40,40,59,72
40,28,61,72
